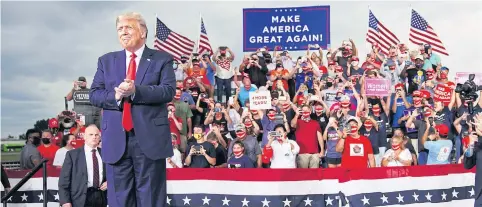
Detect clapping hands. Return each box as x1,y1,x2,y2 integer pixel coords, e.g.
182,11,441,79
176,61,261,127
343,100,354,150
115,79,136,100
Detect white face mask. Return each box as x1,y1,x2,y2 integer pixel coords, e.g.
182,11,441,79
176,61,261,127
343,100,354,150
351,61,359,66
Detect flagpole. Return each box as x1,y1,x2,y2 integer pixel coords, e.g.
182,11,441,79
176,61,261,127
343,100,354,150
366,5,371,56
154,13,158,38
408,4,413,49
197,12,202,54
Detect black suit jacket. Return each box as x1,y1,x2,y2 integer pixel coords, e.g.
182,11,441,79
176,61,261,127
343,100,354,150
58,147,106,206
463,140,482,200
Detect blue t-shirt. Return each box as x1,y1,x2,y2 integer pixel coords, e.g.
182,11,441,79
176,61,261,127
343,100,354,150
181,92,195,105
390,95,413,128
227,155,255,168
205,62,216,85
238,85,258,107
424,140,453,165
422,53,441,70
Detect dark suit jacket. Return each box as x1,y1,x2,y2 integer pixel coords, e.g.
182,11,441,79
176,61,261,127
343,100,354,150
464,139,482,200
58,147,106,207
89,46,176,164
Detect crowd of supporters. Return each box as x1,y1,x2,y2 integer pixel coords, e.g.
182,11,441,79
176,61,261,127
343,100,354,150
18,40,482,170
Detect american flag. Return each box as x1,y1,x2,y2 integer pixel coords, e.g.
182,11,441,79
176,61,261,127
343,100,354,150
366,10,400,55
154,18,195,61
409,9,449,56
198,16,213,56
2,165,477,207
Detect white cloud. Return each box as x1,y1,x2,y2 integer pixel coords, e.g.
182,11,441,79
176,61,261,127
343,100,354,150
1,1,481,137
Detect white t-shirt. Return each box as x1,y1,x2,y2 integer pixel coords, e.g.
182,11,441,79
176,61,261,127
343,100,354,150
269,140,300,169
166,148,183,168
382,148,412,167
53,147,69,167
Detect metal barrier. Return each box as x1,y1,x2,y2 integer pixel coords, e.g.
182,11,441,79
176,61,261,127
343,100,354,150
1,159,48,207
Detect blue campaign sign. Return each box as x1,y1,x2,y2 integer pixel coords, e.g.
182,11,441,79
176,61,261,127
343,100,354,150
243,6,330,52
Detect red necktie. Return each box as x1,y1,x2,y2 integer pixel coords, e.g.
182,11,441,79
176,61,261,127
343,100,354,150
122,53,137,131
92,149,100,188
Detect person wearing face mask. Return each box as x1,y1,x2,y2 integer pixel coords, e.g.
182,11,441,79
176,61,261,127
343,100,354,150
406,107,436,165
37,130,60,167
391,83,413,128
227,141,255,168
53,134,76,168
291,105,324,168
367,102,390,166
421,124,453,165
401,55,426,94
20,129,42,170
167,103,183,150
173,87,194,153
185,129,216,168
432,67,456,106
386,129,418,165
228,124,262,167
323,117,344,168
172,59,185,81
166,134,183,168
244,53,268,87
241,114,261,137
294,57,322,93
178,55,191,76
260,107,283,147
311,100,330,133
206,130,228,168
336,118,376,168
381,135,413,167
321,75,339,108
360,118,382,166
264,124,300,168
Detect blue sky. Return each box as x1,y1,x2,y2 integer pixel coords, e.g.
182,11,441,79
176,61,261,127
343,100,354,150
1,1,481,137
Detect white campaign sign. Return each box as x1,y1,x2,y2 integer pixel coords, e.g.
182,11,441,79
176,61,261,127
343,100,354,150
249,91,272,110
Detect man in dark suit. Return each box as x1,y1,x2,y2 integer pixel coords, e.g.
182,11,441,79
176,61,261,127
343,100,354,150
464,134,482,206
59,125,107,207
89,12,175,207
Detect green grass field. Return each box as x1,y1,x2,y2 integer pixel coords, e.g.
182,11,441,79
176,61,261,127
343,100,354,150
1,152,21,162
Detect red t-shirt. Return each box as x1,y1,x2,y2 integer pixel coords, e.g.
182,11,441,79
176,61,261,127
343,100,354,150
70,126,86,140
51,132,63,147
270,69,289,90
341,135,373,168
295,120,321,154
169,116,182,145
186,68,211,86
37,144,60,166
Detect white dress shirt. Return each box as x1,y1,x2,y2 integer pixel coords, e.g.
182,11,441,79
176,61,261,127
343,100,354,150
269,140,300,168
84,145,103,187
125,44,145,74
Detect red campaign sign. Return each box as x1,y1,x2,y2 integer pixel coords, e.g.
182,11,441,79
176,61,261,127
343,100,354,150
364,79,391,97
455,72,482,85
433,84,452,103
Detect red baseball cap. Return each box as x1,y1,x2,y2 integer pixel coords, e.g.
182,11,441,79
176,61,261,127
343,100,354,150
395,83,404,90
420,90,431,99
48,118,59,129
435,124,449,136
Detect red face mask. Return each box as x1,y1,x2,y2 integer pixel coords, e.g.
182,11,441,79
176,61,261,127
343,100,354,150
426,71,434,80
413,98,422,106
282,103,290,111
302,111,311,118
424,110,431,117
172,140,177,146
244,121,253,128
350,125,358,134
174,93,181,100
236,131,246,138
267,113,276,120
315,106,323,114
250,110,258,115
392,144,401,150
364,123,373,131
372,107,380,116
233,149,243,157
440,72,448,79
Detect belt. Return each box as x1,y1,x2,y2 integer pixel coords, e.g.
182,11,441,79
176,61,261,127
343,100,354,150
87,187,101,192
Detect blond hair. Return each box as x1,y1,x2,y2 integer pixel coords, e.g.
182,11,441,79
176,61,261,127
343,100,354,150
116,12,147,38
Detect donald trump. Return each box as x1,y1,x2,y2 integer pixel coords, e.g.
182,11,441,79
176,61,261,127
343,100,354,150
89,12,176,207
